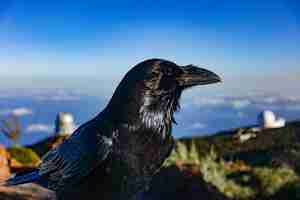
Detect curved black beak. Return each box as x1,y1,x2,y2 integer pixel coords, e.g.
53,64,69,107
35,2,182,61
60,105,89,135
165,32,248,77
177,65,222,88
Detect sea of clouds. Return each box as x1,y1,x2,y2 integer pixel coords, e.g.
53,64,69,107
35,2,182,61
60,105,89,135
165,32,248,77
0,88,299,145
176,92,300,136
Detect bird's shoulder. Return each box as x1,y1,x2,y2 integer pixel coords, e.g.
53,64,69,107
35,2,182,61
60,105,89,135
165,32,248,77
38,119,113,190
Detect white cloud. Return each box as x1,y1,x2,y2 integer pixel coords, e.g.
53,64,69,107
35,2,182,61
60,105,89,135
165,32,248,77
187,122,207,130
237,112,245,118
192,96,226,106
191,96,252,110
0,107,33,116
0,109,12,115
188,94,300,112
12,107,33,116
286,96,300,103
285,105,300,111
0,88,82,101
26,124,53,133
231,100,251,109
34,95,80,101
33,89,82,101
262,97,278,104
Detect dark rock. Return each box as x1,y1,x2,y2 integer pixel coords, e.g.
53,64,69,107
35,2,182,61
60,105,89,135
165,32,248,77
0,184,56,200
143,165,229,200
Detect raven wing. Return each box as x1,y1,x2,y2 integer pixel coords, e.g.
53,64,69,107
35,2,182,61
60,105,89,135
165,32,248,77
38,124,113,191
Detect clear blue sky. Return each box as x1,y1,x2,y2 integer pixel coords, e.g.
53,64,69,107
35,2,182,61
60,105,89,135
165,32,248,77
0,0,299,85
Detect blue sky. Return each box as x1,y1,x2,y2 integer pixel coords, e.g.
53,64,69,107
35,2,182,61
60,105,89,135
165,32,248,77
0,0,299,91
0,1,300,144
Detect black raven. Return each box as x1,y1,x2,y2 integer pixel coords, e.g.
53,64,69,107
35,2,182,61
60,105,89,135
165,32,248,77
4,59,221,200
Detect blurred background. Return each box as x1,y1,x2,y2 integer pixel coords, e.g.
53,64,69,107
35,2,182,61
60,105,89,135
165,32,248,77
0,0,300,146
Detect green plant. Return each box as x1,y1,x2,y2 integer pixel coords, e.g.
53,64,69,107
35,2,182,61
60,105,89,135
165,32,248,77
8,146,41,166
254,167,299,196
164,141,202,166
199,148,255,199
164,141,300,199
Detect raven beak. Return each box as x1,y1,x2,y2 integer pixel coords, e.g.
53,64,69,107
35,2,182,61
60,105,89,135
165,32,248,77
177,65,222,88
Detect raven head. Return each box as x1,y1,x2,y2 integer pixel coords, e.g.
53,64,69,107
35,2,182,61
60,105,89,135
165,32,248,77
138,59,221,121
138,59,221,93
107,59,221,124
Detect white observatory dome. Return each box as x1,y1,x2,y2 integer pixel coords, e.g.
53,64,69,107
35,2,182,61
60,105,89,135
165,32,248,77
258,110,285,129
55,112,76,136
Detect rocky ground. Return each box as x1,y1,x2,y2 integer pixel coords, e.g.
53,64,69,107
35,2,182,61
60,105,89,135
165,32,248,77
0,184,55,200
0,137,64,200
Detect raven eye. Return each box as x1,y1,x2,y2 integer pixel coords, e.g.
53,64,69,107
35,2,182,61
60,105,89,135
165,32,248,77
149,71,160,79
152,71,159,76
174,68,183,76
163,67,174,76
159,75,175,91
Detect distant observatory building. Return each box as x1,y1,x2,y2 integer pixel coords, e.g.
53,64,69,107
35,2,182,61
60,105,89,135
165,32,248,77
55,112,76,136
258,110,285,129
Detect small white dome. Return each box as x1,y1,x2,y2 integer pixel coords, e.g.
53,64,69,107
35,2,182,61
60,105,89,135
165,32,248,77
55,112,76,136
273,118,286,128
258,110,285,129
59,113,74,124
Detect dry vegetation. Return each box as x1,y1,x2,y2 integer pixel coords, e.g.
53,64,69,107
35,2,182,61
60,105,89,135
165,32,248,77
161,121,300,199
